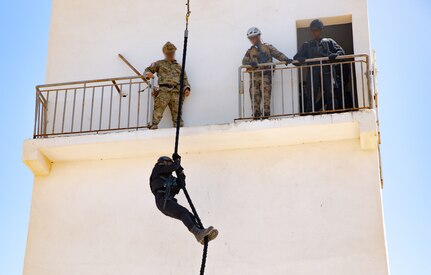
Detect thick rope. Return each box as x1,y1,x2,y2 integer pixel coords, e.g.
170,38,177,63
173,1,209,275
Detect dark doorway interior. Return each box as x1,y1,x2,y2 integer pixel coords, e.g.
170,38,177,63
296,23,358,112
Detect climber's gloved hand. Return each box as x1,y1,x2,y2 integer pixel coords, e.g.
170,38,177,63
328,53,339,61
172,153,181,162
285,58,293,66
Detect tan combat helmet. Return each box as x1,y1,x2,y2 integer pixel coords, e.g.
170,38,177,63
163,42,177,54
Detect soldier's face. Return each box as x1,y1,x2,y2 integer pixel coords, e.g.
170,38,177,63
165,52,176,61
311,29,322,40
249,36,261,45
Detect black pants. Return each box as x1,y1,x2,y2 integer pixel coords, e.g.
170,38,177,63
155,194,197,231
305,66,337,112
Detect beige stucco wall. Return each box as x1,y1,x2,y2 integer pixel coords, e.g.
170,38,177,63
44,0,371,128
23,137,387,275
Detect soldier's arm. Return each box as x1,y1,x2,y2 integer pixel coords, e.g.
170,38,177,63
293,43,308,66
242,49,253,65
268,44,289,62
183,70,191,90
144,61,160,74
329,39,345,55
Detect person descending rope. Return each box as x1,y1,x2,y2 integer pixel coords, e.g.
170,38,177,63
149,155,219,244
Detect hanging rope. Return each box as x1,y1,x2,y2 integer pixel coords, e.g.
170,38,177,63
173,1,210,275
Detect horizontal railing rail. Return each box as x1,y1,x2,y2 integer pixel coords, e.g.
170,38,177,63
34,75,154,138
237,54,373,120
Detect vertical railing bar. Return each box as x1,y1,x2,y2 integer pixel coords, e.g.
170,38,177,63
360,61,366,108
350,62,355,108
89,87,95,131
71,88,77,132
99,86,105,131
269,65,275,115
238,68,242,118
242,72,245,118
80,83,87,132
251,72,255,117
290,69,294,115
341,63,345,110
320,61,324,111
127,79,132,128
118,84,122,128
261,69,264,116
137,83,141,128
330,64,335,110
300,67,305,113
147,81,151,126
281,69,285,115
310,66,315,113
51,90,59,134
42,92,48,136
33,90,40,138
109,85,113,130
38,99,43,137
61,89,68,133
366,56,373,108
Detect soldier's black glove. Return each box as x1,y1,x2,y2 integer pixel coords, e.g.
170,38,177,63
249,61,259,69
295,57,306,64
285,58,293,65
177,171,186,188
328,53,339,61
172,153,181,162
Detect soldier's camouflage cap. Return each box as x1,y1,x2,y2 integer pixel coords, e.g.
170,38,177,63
163,42,177,54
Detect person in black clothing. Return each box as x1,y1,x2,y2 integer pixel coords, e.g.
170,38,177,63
294,19,345,112
150,155,218,244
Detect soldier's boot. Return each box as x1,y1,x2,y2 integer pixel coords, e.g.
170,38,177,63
190,226,218,244
200,227,219,245
263,111,271,118
149,124,158,130
253,111,262,120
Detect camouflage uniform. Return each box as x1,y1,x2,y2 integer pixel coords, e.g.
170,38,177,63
145,59,190,127
242,43,289,116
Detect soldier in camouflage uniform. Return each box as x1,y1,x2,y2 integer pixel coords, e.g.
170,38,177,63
145,42,191,129
242,27,292,118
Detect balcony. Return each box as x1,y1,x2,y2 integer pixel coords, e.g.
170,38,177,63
33,54,374,139
25,54,379,176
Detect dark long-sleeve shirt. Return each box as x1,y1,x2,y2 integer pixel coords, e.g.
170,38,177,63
294,38,345,63
150,160,181,194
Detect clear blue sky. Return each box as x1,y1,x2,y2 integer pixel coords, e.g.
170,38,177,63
0,0,430,274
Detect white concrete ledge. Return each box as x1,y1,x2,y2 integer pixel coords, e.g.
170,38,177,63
23,110,378,175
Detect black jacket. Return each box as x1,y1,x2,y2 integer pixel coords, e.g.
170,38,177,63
294,38,345,64
149,160,182,195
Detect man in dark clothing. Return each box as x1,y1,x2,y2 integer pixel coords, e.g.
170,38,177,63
150,155,218,244
294,19,345,112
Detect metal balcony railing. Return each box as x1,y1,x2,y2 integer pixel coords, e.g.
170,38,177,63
34,76,154,138
237,54,373,119
33,54,374,139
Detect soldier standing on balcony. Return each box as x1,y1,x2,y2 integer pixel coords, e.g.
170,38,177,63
145,42,191,130
294,19,345,112
242,27,292,118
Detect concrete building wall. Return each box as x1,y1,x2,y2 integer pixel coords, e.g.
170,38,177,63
23,137,387,275
44,0,370,128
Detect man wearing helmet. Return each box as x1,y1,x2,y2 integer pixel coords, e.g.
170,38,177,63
242,27,292,118
294,19,346,112
144,42,191,130
149,155,218,244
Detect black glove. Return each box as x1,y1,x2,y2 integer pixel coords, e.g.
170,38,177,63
249,61,259,69
295,57,306,64
285,58,293,65
177,171,186,188
328,53,338,61
172,153,181,162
